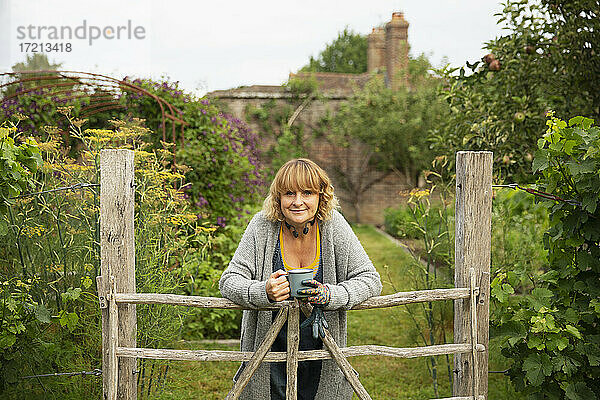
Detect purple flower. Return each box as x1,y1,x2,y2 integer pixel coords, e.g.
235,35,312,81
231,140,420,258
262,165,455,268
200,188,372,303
195,196,208,208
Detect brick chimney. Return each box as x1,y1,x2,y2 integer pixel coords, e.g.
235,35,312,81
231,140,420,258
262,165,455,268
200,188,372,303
367,27,385,73
384,12,410,90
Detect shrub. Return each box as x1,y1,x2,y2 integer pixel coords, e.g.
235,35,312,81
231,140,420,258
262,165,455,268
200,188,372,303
383,173,456,397
493,114,600,399
122,78,266,227
0,114,210,397
384,189,454,268
1,76,268,395
2,75,266,229
0,119,42,215
3,76,268,340
384,205,421,239
384,201,450,241
490,188,549,302
179,223,249,340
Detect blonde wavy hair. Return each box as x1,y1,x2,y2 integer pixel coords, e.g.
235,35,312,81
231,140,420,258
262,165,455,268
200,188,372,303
263,158,339,222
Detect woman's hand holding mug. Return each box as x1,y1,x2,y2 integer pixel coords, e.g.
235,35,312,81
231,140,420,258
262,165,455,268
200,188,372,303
266,269,290,302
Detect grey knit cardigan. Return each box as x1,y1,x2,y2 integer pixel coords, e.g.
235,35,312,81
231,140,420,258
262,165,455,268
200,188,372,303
219,210,382,400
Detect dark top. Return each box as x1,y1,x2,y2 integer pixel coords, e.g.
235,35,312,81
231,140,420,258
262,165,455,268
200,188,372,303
270,228,323,400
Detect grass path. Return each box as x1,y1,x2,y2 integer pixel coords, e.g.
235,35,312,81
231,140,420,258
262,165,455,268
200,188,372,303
155,225,521,399
346,225,452,399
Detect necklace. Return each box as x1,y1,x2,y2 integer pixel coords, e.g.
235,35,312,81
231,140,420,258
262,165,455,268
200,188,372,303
284,218,316,238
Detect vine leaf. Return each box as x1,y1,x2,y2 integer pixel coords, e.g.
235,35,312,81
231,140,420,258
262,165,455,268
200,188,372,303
523,353,552,386
564,382,595,400
34,303,52,324
564,324,582,339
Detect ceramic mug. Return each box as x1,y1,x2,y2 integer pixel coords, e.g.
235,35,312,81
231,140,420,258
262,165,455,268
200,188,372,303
287,268,314,298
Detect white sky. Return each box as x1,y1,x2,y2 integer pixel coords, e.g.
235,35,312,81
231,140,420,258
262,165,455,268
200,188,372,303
1,0,505,96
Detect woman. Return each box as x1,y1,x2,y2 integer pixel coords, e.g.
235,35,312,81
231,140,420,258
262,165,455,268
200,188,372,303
219,158,382,400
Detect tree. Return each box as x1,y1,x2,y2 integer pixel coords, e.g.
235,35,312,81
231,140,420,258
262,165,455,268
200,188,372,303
4,54,64,100
320,55,448,221
431,0,600,182
11,53,62,71
301,28,367,74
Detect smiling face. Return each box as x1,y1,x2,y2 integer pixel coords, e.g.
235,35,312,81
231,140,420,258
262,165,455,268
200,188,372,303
264,158,337,223
280,189,319,226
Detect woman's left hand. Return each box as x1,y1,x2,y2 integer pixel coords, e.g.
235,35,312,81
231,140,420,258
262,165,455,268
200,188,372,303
297,279,330,306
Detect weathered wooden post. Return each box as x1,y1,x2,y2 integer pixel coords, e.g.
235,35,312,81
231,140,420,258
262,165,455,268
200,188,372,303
100,149,137,399
454,151,492,400
286,300,300,400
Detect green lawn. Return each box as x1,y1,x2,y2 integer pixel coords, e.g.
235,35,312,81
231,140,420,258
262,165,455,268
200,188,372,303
153,225,522,399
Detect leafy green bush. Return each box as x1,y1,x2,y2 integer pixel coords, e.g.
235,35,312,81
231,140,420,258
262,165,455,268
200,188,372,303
3,76,267,341
490,188,549,302
0,114,213,398
2,74,266,230
179,223,248,340
0,120,42,216
384,201,450,241
0,277,49,390
122,78,265,227
384,205,421,239
493,114,600,399
385,177,550,290
2,74,269,393
384,187,454,268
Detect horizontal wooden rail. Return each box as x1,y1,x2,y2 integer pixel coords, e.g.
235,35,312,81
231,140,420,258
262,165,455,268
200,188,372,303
114,293,267,309
351,288,471,310
114,288,472,310
117,343,485,363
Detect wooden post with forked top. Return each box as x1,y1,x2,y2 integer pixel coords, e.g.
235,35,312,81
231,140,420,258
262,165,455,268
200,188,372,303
453,151,492,400
99,149,137,400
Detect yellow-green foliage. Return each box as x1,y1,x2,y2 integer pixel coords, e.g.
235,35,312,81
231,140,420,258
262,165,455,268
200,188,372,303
0,111,212,398
0,118,42,216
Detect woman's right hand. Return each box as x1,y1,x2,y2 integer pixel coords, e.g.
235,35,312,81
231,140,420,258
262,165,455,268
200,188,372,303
266,269,290,302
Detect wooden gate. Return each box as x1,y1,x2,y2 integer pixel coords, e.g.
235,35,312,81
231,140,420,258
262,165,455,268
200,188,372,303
97,150,492,400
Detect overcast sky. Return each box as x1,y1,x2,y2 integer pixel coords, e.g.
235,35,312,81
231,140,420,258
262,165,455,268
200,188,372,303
1,0,505,96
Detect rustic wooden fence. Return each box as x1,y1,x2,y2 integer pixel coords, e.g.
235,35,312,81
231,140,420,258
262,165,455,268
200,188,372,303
97,149,492,400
